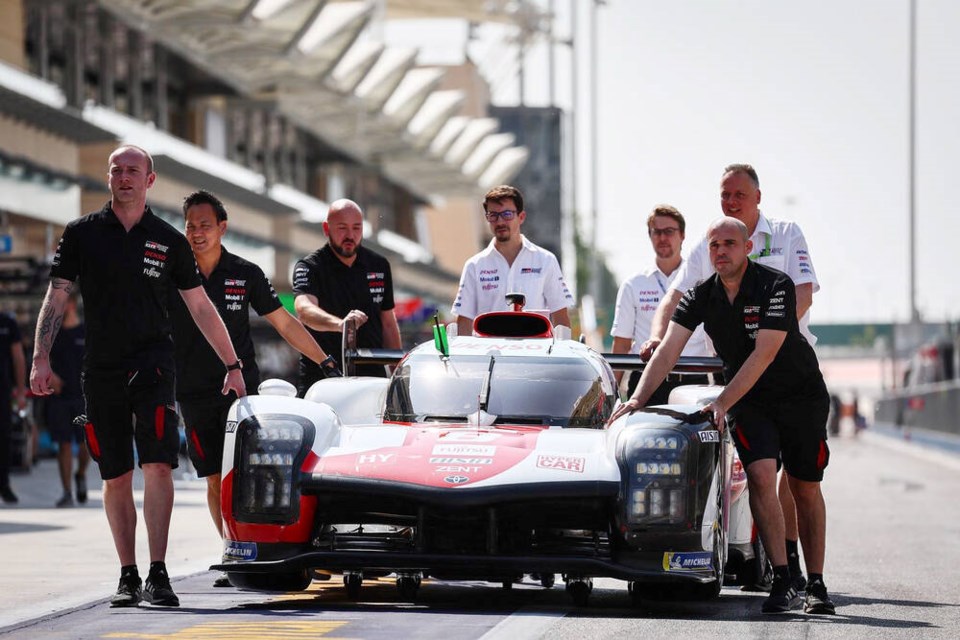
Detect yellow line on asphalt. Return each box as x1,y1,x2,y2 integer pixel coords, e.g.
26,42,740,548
104,620,350,639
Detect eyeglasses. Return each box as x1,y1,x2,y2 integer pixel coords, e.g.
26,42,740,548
484,210,518,222
649,227,680,238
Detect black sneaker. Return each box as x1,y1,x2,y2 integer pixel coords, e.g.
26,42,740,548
143,569,180,607
762,575,801,614
56,493,75,508
110,575,142,607
791,570,807,592
0,485,18,504
804,579,836,615
75,473,88,504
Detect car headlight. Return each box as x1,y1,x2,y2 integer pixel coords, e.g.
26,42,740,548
623,428,690,526
234,416,313,524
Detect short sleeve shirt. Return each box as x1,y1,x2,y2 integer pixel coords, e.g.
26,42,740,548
292,244,395,379
169,247,282,400
49,204,201,371
610,260,711,357
670,213,820,344
0,313,22,388
451,235,573,318
672,261,824,403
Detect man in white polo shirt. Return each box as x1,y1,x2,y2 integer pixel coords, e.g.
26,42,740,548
641,163,820,594
610,204,712,403
452,185,573,336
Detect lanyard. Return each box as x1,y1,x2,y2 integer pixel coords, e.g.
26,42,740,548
749,234,772,260
653,272,667,295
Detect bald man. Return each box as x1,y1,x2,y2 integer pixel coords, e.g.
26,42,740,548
293,199,401,395
610,218,835,616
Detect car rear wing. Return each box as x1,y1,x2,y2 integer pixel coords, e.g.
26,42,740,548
601,353,724,374
341,317,404,376
340,317,724,377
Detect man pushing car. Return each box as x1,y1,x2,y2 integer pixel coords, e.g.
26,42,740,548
609,217,835,616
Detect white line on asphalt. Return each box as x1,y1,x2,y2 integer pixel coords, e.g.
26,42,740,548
479,607,566,640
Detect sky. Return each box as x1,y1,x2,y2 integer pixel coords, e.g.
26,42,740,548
388,0,959,324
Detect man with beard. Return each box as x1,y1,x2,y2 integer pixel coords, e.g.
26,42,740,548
293,199,401,395
609,218,834,616
452,185,573,336
610,204,711,402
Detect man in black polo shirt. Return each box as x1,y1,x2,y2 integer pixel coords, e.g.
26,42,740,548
293,198,402,396
609,217,834,616
30,146,245,609
169,189,339,587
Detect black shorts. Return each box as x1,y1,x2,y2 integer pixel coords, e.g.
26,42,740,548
45,396,86,444
730,389,831,482
178,395,234,478
81,367,180,480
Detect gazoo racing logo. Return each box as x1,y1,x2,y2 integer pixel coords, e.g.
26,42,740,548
142,240,169,279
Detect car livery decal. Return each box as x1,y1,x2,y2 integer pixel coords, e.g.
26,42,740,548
536,455,585,473
315,427,541,488
662,551,713,571
224,540,258,562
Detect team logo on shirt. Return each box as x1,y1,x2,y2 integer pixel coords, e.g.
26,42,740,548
142,240,169,279
520,267,542,274
224,279,247,312
292,266,309,289
766,291,787,319
743,305,760,339
367,272,385,304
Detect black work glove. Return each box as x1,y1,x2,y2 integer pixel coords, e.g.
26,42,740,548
319,355,343,378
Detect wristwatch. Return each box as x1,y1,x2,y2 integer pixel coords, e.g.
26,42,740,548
226,359,243,372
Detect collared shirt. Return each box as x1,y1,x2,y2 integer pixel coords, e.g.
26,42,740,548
0,313,22,388
49,203,201,371
292,244,395,380
670,212,820,344
610,260,711,357
169,247,281,400
451,235,573,319
672,261,824,403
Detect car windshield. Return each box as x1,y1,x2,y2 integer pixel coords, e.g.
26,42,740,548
384,353,613,428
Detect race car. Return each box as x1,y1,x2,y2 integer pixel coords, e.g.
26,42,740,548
212,306,757,605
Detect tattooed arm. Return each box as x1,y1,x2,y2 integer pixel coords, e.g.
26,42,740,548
30,278,74,395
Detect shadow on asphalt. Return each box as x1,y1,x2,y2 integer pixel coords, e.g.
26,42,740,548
0,522,67,534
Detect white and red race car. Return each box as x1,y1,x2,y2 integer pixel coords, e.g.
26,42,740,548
212,309,764,605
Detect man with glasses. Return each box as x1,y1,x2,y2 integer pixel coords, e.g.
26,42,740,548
452,185,573,336
610,205,711,402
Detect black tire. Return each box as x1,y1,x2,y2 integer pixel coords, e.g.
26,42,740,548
397,576,420,601
344,573,363,600
539,573,556,589
501,580,513,590
227,570,311,592
741,537,774,592
568,581,591,607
